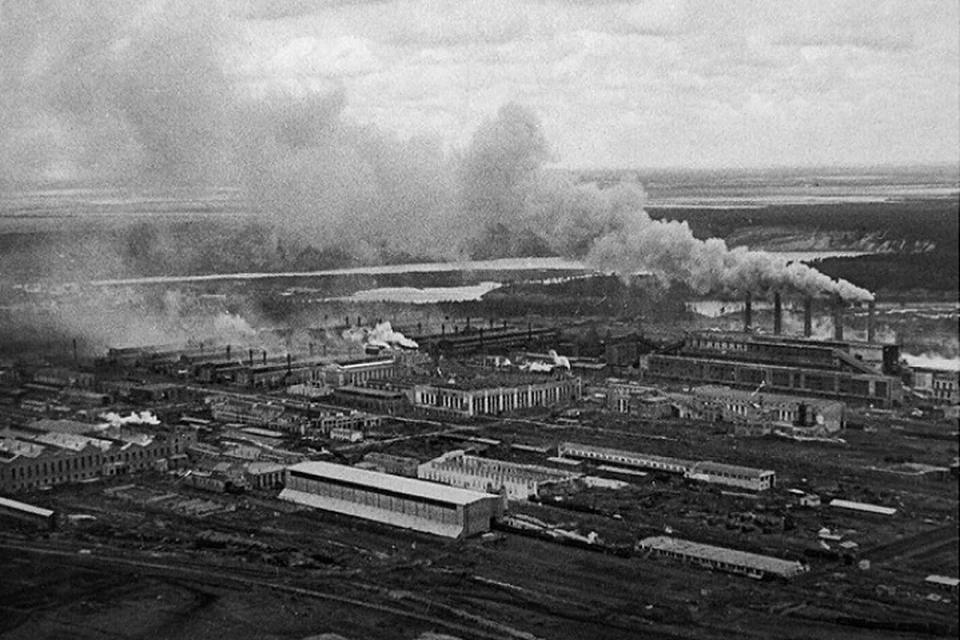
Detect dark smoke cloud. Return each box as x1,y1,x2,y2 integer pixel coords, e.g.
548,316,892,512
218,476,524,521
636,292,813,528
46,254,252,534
0,0,872,302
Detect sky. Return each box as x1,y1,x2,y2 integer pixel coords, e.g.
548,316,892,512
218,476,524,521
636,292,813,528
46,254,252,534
2,0,959,185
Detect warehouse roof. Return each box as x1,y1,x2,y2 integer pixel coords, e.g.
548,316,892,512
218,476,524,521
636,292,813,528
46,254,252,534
287,460,497,506
0,496,55,518
829,499,897,516
639,536,806,577
690,461,775,479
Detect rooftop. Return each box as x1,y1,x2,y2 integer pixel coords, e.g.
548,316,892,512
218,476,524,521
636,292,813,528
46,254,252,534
640,536,806,576
288,460,498,506
0,496,55,518
690,461,775,479
829,499,897,515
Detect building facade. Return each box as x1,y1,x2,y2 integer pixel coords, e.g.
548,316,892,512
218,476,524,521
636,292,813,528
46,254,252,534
281,460,503,538
689,385,845,434
412,377,581,418
417,450,581,501
0,427,196,493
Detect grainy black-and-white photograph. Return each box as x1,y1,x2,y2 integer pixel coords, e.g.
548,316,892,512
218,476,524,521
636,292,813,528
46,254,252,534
1,1,958,638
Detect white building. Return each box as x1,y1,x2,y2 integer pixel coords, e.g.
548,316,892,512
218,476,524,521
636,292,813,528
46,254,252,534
281,460,503,538
418,450,580,501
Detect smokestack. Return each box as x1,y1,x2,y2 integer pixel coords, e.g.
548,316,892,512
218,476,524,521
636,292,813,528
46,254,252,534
867,300,876,343
226,344,231,360
441,323,445,336
287,353,292,373
833,297,844,341
72,338,78,364
773,292,782,335
743,292,753,333
803,297,813,337
249,348,254,366
262,350,267,365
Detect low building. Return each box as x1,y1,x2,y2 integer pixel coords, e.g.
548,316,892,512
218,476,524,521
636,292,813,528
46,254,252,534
331,385,408,414
828,498,897,516
606,381,676,419
638,536,808,579
412,376,581,418
689,385,845,434
330,427,363,443
0,426,196,493
323,358,397,388
685,461,776,492
908,366,960,405
362,452,420,477
559,442,775,491
558,442,693,475
417,450,581,501
280,460,503,538
244,461,285,489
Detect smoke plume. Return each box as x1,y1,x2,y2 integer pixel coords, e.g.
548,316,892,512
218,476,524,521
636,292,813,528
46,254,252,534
0,1,872,302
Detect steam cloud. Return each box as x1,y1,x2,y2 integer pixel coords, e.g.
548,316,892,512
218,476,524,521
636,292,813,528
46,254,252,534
1,1,872,301
343,321,418,350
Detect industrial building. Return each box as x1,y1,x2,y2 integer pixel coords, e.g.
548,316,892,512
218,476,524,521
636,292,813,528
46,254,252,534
417,450,581,501
558,442,776,491
687,385,846,434
412,376,581,417
280,460,504,538
606,381,677,419
907,366,960,405
414,325,562,356
361,452,421,477
559,442,692,475
322,357,397,388
685,461,777,491
0,425,197,493
645,328,902,407
638,536,808,579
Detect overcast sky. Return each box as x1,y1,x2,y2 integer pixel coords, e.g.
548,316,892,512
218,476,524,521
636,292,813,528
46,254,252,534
238,0,959,169
3,0,959,182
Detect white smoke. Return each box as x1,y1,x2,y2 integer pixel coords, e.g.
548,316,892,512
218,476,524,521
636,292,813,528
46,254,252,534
902,353,960,372
548,349,571,369
343,321,418,350
100,410,161,427
0,3,874,304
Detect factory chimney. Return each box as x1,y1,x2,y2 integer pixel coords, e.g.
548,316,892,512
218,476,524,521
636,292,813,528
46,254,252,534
287,353,292,374
226,344,231,361
262,350,267,365
773,292,782,335
867,301,876,343
249,348,254,366
833,297,844,341
72,338,78,364
803,297,813,338
743,292,753,333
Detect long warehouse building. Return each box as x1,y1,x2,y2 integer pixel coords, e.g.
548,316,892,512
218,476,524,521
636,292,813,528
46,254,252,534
281,461,504,538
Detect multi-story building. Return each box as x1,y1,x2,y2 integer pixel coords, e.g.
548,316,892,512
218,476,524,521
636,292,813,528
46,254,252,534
281,460,504,538
417,450,581,501
412,376,581,418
